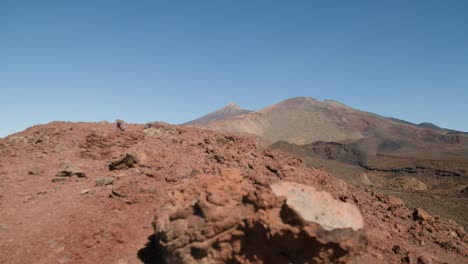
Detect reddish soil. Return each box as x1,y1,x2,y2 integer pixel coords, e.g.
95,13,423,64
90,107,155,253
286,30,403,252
0,121,467,263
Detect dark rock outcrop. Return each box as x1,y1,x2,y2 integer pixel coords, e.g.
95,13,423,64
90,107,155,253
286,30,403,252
109,154,140,170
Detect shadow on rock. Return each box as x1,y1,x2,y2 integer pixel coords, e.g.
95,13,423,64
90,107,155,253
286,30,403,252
137,235,165,264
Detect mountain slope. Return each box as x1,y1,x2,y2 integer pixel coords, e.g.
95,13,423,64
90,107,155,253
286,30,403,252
194,97,467,148
183,103,251,125
190,97,364,144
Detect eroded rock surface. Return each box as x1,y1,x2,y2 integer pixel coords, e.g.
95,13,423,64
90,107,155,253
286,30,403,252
153,172,366,264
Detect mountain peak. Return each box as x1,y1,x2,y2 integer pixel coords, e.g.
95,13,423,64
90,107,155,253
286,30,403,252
225,102,242,109
183,103,251,125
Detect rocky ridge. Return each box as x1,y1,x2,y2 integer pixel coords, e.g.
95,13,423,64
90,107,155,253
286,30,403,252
0,121,466,263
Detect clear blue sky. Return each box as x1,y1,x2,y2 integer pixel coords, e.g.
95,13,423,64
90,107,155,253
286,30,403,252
1,0,467,137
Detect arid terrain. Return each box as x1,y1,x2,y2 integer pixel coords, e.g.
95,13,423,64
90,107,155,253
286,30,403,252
0,120,467,263
189,97,468,232
270,140,468,230
194,97,468,146
3,0,467,262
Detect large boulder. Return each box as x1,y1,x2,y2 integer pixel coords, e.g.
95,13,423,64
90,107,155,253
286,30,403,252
152,172,366,263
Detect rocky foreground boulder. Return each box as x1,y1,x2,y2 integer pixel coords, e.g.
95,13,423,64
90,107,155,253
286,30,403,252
0,122,466,263
154,171,366,263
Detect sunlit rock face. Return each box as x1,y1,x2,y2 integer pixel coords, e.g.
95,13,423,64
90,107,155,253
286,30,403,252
270,181,365,231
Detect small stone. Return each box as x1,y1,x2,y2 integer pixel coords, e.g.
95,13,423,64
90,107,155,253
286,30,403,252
82,238,96,248
112,189,126,198
387,195,404,208
75,172,86,178
56,165,86,178
461,186,468,197
116,119,126,131
109,154,139,171
81,189,90,195
418,254,433,264
449,231,458,238
392,245,401,254
413,208,433,222
95,177,114,186
56,171,72,177
371,252,384,260
52,177,67,183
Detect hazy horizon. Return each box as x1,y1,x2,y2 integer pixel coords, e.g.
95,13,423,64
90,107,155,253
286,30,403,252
2,0,467,137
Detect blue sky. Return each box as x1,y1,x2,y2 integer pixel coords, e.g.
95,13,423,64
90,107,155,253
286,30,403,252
1,0,467,137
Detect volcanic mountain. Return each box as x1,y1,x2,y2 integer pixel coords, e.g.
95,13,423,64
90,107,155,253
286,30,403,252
186,97,468,160
183,103,251,125
186,97,468,230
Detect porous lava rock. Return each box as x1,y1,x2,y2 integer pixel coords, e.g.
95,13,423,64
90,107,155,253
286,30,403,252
153,171,367,264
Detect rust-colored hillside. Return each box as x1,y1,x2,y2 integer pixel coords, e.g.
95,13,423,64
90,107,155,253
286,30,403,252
0,121,467,263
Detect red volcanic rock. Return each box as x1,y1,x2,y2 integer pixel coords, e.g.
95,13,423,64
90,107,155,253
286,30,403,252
0,121,466,263
413,208,434,222
153,173,366,263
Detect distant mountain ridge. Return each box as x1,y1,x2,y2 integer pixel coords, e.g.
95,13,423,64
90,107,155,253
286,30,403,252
185,97,468,232
388,118,462,134
185,97,468,159
183,103,251,125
